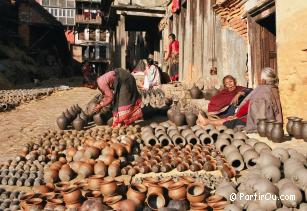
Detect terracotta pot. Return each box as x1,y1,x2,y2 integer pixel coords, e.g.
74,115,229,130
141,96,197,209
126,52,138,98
108,162,120,178
254,142,271,154
257,151,281,169
161,163,172,173
94,161,107,177
209,129,219,142
88,175,104,191
100,178,117,196
186,134,199,145
190,202,209,211
207,195,225,207
59,164,74,182
286,117,297,136
215,138,230,152
127,183,147,206
185,112,198,127
57,113,68,130
84,146,101,160
147,183,164,195
143,134,159,146
265,120,276,140
271,122,284,143
79,162,94,179
21,198,43,211
190,84,202,99
292,118,303,139
243,149,259,169
167,108,176,122
62,186,82,204
119,199,137,211
173,112,186,126
44,169,59,184
172,135,186,146
187,183,206,203
146,193,166,210
302,121,307,142
93,113,105,126
159,177,174,189
279,182,302,208
101,154,115,166
224,152,244,171
104,195,122,209
45,198,64,210
261,164,281,183
168,182,187,200
73,115,85,131
257,118,267,137
159,135,172,147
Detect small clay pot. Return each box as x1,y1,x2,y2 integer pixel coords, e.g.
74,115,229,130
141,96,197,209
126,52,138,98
173,112,186,126
265,120,276,140
59,164,74,182
257,118,267,137
190,84,202,99
93,113,105,126
185,112,198,127
57,114,68,130
301,121,307,142
94,161,107,177
108,162,120,178
168,182,187,200
187,183,206,203
72,115,85,131
286,117,297,136
292,118,303,139
243,149,259,169
78,162,94,179
100,178,117,196
271,122,284,143
146,192,166,210
62,186,82,204
88,175,104,191
127,183,147,206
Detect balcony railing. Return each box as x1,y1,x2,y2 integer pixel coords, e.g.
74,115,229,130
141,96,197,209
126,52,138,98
75,0,101,2
75,14,101,24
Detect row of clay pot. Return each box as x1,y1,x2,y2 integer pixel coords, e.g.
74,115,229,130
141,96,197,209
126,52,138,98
121,143,236,181
167,106,199,127
0,88,54,112
286,117,307,141
56,104,89,130
141,88,172,109
217,148,307,210
141,123,224,147
215,131,272,171
0,188,22,211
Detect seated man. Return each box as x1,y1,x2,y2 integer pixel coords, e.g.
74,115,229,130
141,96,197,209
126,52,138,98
208,75,252,118
198,67,283,132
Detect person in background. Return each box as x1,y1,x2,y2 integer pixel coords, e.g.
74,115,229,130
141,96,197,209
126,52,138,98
197,67,282,132
82,61,91,84
165,33,179,81
143,58,161,90
92,68,143,127
208,75,252,118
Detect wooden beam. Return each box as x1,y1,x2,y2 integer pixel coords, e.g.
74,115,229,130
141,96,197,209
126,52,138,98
112,5,165,14
116,10,165,17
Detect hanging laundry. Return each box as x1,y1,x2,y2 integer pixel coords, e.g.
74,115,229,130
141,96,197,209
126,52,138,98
172,0,180,13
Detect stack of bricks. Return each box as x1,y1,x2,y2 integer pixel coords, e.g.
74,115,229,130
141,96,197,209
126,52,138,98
214,0,248,39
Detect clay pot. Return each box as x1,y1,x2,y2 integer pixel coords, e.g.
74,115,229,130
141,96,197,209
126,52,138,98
190,84,202,99
279,182,302,208
167,108,176,122
21,198,43,211
73,115,85,131
62,186,82,204
224,152,244,171
101,154,115,166
127,183,147,206
104,195,122,209
257,118,267,137
93,113,104,126
88,175,104,191
84,146,101,160
172,135,186,146
190,202,209,211
59,164,74,182
292,118,303,139
185,112,198,127
215,138,230,152
158,135,172,147
257,151,281,169
57,113,68,130
119,199,137,211
286,117,297,136
261,165,281,183
200,133,214,145
284,158,305,179
100,178,117,196
146,193,166,210
168,182,187,200
159,177,174,189
44,169,59,184
142,134,159,146
79,162,94,179
243,149,259,169
187,183,206,203
271,122,284,143
108,162,120,178
254,142,271,154
173,112,186,126
94,161,107,177
302,121,307,142
265,120,276,139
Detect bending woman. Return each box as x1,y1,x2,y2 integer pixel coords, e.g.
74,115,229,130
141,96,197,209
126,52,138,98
208,75,252,118
143,58,161,90
92,68,143,127
198,67,283,132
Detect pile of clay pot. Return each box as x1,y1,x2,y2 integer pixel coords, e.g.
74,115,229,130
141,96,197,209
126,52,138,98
0,88,54,112
210,147,307,211
257,116,307,143
0,188,24,211
16,126,141,210
140,88,172,109
167,105,199,127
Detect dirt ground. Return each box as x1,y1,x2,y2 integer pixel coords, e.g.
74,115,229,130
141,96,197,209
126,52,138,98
0,87,98,163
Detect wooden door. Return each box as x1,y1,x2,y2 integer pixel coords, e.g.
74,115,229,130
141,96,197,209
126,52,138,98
248,12,277,85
